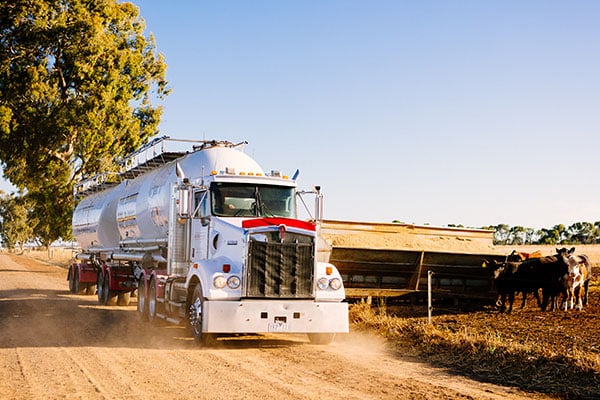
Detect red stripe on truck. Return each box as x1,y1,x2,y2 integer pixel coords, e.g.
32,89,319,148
242,218,316,231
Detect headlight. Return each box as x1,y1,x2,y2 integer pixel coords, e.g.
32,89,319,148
329,277,342,290
227,275,240,289
317,277,329,290
213,275,227,289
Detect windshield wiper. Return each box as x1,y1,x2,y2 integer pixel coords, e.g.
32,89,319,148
255,187,276,217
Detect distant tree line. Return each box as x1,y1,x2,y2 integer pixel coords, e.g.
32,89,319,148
3,202,599,249
480,222,600,245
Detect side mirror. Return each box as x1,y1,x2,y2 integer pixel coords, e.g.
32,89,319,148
200,216,211,226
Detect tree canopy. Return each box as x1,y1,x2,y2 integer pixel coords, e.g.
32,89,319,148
0,0,169,244
0,191,35,250
484,222,600,245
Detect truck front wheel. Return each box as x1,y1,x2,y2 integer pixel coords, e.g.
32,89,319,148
189,285,216,346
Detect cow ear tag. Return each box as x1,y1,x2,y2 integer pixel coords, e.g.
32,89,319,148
481,261,487,268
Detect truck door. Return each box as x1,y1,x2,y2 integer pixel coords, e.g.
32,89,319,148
191,189,210,263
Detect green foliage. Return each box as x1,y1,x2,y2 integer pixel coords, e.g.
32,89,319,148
0,192,36,250
0,0,169,244
485,222,600,245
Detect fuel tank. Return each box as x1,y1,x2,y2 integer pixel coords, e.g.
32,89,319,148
72,143,264,252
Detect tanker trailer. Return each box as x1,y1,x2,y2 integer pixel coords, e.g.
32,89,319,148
70,137,348,344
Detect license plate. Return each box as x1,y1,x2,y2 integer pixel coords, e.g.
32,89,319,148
269,319,289,332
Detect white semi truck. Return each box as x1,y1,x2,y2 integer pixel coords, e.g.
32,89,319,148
68,137,348,344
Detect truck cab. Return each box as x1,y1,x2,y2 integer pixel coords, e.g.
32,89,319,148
70,138,348,345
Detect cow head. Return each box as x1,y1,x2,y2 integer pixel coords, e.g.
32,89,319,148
488,260,519,279
485,260,504,279
507,250,524,262
554,247,574,274
567,255,583,279
556,247,575,256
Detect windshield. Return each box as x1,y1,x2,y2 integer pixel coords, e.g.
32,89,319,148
211,182,296,218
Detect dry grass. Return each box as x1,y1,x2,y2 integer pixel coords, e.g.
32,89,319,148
350,280,600,400
2,247,75,268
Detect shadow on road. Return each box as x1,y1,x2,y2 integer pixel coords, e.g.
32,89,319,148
0,287,307,350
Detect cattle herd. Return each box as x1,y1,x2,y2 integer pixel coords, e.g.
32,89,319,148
485,247,593,313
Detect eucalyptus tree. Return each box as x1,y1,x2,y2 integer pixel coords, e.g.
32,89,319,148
491,223,510,245
509,225,527,245
0,191,35,250
567,222,595,244
0,0,169,243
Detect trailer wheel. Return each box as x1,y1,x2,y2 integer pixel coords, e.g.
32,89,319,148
148,278,157,323
101,272,118,306
97,271,105,304
117,292,131,306
137,278,148,321
307,333,335,345
68,267,76,293
74,269,86,295
189,284,216,346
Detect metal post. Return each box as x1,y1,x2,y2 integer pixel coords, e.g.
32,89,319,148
428,270,433,324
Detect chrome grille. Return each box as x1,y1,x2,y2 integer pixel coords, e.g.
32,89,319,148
245,233,314,298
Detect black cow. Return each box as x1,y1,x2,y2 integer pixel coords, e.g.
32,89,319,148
487,247,572,312
517,247,573,311
488,259,541,313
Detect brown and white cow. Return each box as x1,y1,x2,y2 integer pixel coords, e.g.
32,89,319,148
563,252,592,311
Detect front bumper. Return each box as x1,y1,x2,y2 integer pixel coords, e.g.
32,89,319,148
203,300,349,334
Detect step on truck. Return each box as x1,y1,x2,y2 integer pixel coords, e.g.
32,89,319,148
68,137,348,344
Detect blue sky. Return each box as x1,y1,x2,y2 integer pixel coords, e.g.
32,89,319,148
3,0,599,229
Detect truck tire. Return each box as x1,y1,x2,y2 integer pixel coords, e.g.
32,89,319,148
148,277,157,323
74,269,86,295
137,278,148,321
68,267,76,293
97,271,104,304
189,284,216,346
101,272,118,306
307,333,335,345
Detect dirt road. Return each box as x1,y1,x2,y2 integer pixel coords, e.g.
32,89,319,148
0,254,555,400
